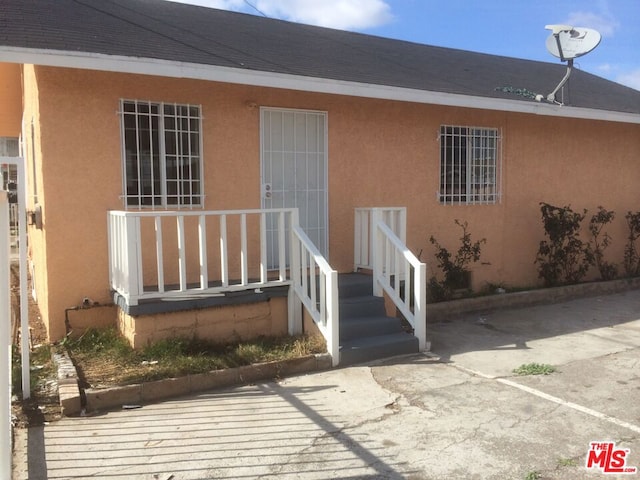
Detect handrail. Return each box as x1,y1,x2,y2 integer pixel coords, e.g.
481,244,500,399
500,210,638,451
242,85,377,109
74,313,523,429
290,224,339,366
354,207,406,271
372,217,427,351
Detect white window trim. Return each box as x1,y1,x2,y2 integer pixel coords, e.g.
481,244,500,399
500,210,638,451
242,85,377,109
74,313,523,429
438,125,502,205
119,99,205,209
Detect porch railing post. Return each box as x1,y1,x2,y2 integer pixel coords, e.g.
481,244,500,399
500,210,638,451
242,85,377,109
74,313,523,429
371,208,383,297
125,214,141,305
327,269,340,366
288,209,302,335
414,262,427,350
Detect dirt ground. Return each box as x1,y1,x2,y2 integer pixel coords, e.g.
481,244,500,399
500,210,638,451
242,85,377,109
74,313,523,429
10,264,62,428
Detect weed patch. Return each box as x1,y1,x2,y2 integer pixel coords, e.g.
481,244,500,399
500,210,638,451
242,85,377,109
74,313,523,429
512,363,556,376
557,457,578,467
64,327,326,388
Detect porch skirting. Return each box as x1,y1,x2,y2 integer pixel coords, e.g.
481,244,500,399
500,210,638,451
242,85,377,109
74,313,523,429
113,287,290,349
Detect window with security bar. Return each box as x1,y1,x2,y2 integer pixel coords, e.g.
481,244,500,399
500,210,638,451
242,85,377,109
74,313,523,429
120,100,203,207
439,125,501,205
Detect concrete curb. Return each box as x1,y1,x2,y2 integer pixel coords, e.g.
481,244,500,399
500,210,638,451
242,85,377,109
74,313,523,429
427,277,640,322
61,353,332,415
52,351,81,416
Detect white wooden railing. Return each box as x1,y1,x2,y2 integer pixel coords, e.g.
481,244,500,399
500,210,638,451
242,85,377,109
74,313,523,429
355,207,427,351
290,212,339,366
108,207,341,365
354,207,406,271
108,208,296,306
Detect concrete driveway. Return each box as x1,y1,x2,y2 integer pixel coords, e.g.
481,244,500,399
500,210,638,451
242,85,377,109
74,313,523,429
14,289,640,479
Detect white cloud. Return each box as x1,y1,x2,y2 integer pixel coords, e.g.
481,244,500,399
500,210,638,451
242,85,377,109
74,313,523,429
168,0,393,30
564,11,619,37
252,0,393,30
597,63,613,73
617,69,640,91
169,0,244,7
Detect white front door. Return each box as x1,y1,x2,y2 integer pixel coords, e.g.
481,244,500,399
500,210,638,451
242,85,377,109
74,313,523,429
261,108,328,266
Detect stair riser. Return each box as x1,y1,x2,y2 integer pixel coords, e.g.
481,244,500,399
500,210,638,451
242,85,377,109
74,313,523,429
338,275,373,298
340,336,419,366
340,317,405,341
339,299,386,318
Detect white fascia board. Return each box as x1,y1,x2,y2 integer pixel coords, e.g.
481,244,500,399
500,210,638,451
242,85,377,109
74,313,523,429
3,46,640,125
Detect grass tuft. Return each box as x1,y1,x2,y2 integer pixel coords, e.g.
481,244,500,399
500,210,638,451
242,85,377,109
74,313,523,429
512,363,556,376
557,457,577,467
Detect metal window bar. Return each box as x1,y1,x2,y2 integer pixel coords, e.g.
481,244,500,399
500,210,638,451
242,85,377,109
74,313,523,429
439,125,501,205
121,100,203,209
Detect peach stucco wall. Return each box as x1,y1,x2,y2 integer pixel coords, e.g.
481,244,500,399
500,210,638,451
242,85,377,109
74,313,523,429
0,63,22,137
25,65,640,340
22,65,52,338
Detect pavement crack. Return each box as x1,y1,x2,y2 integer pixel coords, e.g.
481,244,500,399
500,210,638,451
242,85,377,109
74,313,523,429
263,427,345,478
437,415,499,453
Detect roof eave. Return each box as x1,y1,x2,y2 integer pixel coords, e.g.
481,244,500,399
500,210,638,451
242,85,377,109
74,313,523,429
3,47,639,125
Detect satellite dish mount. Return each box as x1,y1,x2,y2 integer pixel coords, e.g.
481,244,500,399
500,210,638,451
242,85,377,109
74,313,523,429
537,25,602,104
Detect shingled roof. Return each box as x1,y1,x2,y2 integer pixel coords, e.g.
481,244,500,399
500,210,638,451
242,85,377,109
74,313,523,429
1,0,639,120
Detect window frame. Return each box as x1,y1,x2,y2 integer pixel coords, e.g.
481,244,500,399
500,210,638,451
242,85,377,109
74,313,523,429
119,99,204,209
438,125,502,205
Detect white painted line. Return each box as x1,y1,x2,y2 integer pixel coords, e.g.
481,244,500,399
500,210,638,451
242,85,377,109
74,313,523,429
450,364,497,380
449,363,640,435
496,378,640,435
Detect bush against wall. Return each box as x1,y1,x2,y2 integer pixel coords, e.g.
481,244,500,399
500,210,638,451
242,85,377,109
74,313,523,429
428,219,486,301
589,207,617,281
624,211,640,277
535,203,594,287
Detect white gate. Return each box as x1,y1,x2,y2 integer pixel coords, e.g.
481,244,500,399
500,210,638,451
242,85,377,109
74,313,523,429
1,156,28,480
1,189,11,480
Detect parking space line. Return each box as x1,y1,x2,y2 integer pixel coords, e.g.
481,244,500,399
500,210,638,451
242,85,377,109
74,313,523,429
450,364,640,435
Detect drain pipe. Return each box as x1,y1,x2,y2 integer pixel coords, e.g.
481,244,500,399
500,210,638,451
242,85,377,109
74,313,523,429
64,300,115,337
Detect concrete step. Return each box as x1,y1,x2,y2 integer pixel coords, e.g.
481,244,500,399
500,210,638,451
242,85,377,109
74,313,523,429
340,332,419,366
340,314,406,341
339,295,386,318
338,273,373,298
337,272,417,366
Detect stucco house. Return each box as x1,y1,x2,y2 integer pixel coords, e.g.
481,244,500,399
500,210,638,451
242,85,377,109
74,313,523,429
1,0,639,366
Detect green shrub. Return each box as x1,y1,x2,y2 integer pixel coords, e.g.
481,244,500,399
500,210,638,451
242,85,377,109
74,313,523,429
589,206,617,281
624,211,640,277
429,219,486,301
535,203,594,286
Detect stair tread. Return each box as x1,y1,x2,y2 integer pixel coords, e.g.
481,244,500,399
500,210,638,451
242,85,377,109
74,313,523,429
338,273,373,298
339,295,383,305
340,312,396,321
339,332,419,365
337,273,418,365
340,331,417,348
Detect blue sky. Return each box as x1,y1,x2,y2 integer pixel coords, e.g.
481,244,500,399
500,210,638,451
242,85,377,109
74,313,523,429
170,0,640,90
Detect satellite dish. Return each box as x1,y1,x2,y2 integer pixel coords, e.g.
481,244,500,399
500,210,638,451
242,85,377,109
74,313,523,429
545,25,602,61
536,24,602,105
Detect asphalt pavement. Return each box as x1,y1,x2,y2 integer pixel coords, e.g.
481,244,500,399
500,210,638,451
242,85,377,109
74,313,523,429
13,289,640,479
